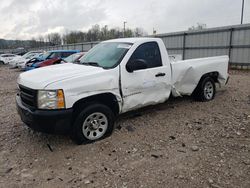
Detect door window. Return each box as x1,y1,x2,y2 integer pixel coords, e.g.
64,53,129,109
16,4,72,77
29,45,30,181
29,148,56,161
129,42,162,69
61,52,74,58
48,52,60,59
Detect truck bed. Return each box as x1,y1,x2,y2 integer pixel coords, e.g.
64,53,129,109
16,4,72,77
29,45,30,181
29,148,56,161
170,56,229,97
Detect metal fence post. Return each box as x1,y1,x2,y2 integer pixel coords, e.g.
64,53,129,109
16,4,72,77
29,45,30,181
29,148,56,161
228,28,233,65
182,32,187,60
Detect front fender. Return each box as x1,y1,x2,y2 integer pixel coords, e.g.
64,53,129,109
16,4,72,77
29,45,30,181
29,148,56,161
66,90,122,112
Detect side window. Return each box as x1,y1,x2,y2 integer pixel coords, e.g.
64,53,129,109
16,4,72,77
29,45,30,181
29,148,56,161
129,42,162,68
54,53,61,58
61,52,73,58
49,52,61,59
48,53,55,59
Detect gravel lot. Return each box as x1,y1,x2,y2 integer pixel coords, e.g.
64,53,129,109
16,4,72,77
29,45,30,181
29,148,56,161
0,65,249,188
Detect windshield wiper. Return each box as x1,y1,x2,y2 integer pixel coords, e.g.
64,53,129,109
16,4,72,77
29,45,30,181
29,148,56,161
81,62,102,68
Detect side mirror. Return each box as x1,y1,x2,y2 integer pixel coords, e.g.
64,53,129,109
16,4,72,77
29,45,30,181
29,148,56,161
126,59,147,73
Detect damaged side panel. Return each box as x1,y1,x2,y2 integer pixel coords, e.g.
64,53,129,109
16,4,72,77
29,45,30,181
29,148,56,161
119,39,172,113
120,66,172,113
171,56,229,97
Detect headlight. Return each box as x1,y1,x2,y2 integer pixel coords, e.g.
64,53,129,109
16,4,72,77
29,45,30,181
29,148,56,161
37,90,65,109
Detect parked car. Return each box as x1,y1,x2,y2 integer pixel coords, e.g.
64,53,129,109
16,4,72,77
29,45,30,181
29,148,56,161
62,52,86,63
9,51,43,68
16,38,229,144
24,51,61,69
18,53,44,70
25,50,80,70
0,54,20,65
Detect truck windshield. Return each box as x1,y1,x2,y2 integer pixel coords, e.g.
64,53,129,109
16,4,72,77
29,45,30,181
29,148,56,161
79,42,132,68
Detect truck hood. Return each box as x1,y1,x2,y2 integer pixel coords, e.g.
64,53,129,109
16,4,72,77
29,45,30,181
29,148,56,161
18,63,105,89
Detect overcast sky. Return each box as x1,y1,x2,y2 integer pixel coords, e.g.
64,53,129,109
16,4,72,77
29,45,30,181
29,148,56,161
0,0,249,40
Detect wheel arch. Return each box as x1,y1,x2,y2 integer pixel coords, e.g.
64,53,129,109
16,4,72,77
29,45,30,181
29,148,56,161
192,71,218,100
199,71,219,83
72,92,120,117
191,71,218,95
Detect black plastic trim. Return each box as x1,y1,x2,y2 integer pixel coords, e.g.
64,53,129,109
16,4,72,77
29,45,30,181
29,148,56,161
16,95,73,134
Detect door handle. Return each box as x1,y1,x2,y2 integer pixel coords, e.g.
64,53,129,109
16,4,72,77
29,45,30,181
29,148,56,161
155,73,166,77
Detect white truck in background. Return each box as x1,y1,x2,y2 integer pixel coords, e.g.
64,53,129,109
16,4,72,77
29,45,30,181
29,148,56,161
9,51,43,69
16,38,229,144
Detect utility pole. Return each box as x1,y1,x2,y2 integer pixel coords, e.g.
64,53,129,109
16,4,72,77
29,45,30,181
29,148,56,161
153,28,157,35
123,21,127,37
241,0,245,24
104,25,108,39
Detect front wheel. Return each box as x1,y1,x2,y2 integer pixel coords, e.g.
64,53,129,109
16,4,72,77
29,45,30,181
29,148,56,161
193,77,216,101
71,103,115,144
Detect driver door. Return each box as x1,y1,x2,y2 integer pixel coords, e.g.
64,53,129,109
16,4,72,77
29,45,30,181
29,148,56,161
121,42,171,113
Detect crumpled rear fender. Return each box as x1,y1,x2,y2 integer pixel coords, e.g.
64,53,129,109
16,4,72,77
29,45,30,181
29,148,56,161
171,56,229,97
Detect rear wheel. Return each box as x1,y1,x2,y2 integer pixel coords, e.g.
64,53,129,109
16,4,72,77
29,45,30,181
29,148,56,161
0,61,4,65
193,77,216,101
71,103,115,144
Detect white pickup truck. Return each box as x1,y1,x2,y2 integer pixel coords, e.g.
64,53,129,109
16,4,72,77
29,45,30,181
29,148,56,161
16,38,229,144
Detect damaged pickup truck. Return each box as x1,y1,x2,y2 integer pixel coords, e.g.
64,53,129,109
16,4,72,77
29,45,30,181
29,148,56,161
16,38,229,144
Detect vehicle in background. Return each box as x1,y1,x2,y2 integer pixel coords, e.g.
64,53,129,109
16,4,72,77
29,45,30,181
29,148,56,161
25,50,80,71
0,54,21,65
9,51,43,68
12,47,26,56
16,38,229,144
62,52,86,63
18,53,44,70
33,52,85,68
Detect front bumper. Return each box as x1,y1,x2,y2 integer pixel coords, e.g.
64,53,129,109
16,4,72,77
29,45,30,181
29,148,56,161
16,95,73,134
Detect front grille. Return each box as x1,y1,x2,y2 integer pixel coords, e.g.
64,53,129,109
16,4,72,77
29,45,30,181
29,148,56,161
19,85,37,109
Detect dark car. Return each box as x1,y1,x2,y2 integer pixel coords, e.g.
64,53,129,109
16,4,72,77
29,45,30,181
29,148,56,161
25,50,80,71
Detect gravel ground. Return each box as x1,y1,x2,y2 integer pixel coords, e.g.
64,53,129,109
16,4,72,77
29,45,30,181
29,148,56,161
0,65,249,188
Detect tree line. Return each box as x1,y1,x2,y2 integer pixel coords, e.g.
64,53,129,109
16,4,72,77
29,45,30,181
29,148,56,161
0,24,147,50
1,23,209,50
0,39,48,50
41,25,147,46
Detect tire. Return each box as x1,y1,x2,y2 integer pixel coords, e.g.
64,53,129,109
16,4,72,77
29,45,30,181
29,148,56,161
71,103,115,144
0,61,4,65
193,77,216,102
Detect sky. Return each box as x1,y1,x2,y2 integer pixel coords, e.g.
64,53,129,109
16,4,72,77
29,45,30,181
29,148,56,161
0,0,249,40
